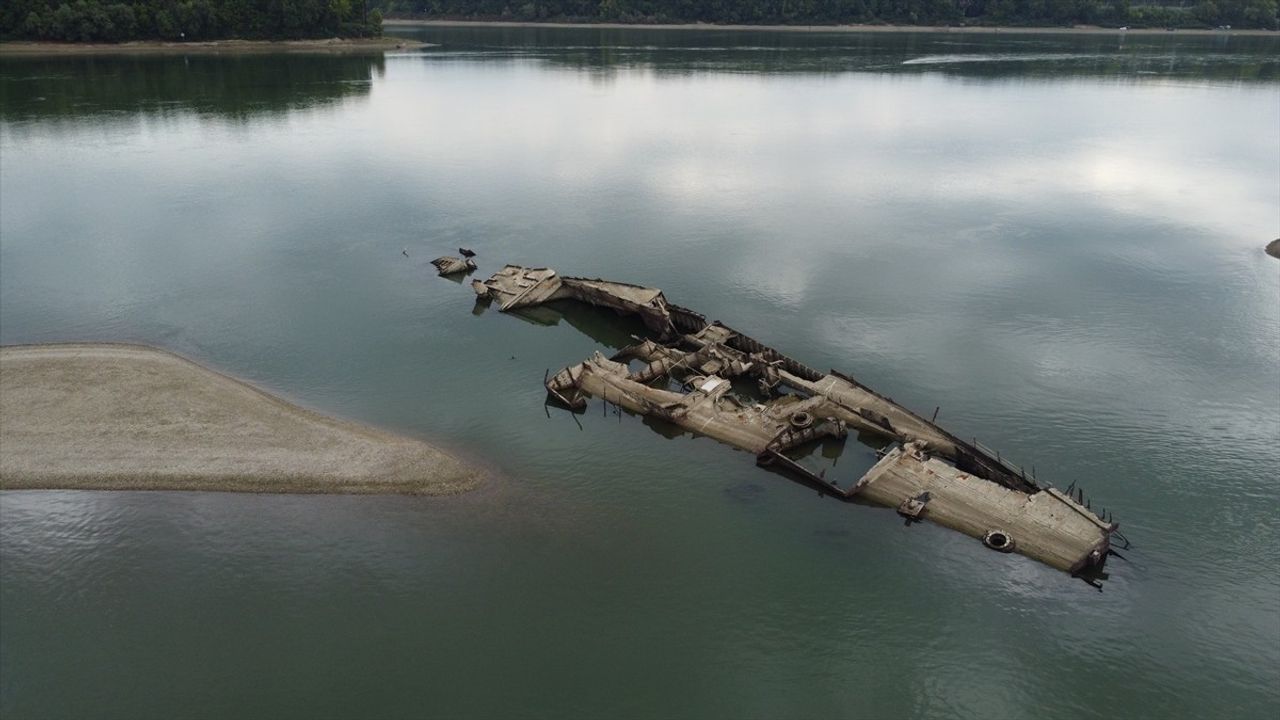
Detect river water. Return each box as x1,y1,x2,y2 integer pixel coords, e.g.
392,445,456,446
1,26,1277,719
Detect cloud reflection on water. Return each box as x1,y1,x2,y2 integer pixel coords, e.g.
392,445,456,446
3,31,1280,720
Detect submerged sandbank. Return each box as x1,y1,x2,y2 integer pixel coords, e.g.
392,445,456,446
0,37,426,56
0,344,481,495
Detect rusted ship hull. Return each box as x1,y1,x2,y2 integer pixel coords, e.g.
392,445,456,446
468,264,1122,582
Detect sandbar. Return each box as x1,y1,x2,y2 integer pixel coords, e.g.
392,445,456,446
0,343,482,495
0,37,427,56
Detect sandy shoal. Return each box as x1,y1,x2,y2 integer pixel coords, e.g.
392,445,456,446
0,343,482,495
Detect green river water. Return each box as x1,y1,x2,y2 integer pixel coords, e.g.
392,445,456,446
1,25,1278,719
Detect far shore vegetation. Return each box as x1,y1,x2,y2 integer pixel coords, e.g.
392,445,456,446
3,0,1275,43
375,0,1278,29
1,0,383,43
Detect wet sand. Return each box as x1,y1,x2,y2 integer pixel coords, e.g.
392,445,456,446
0,344,482,495
385,19,1276,36
0,37,427,56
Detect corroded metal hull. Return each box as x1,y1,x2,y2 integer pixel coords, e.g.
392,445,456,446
469,264,1123,582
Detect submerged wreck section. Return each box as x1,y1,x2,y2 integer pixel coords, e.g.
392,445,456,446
470,265,1123,581
471,265,680,335
855,444,1112,573
431,255,477,276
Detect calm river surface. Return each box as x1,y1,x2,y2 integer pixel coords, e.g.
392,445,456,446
2,26,1278,719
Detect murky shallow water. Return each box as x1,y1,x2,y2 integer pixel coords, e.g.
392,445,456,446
2,27,1278,719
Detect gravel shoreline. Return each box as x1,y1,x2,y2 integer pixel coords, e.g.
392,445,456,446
0,343,482,495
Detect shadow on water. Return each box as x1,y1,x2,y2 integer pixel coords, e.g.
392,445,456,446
396,25,1279,82
0,53,386,123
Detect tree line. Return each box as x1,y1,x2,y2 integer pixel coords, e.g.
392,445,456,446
1,0,384,42
375,0,1278,29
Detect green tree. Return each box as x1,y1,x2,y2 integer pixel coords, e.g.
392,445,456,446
1193,0,1220,24
22,10,48,37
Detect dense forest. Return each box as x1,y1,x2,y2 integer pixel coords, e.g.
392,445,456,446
0,0,383,42
375,0,1278,29
2,0,1275,45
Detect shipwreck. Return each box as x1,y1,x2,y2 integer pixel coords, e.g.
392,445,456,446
458,264,1127,584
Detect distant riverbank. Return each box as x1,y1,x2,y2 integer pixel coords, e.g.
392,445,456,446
0,37,426,56
0,344,482,495
385,18,1277,36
